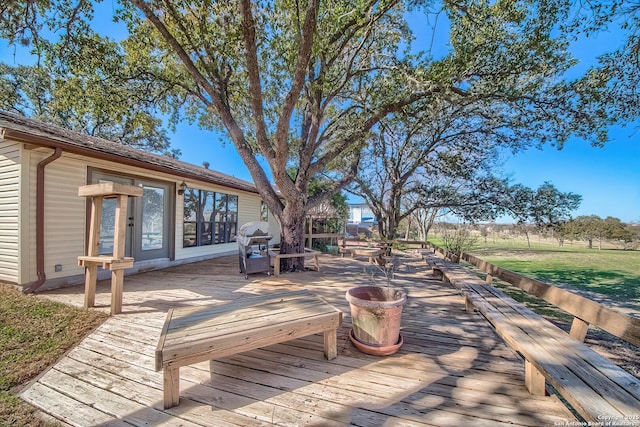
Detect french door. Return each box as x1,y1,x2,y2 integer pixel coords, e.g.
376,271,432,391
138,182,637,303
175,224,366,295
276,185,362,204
90,170,173,262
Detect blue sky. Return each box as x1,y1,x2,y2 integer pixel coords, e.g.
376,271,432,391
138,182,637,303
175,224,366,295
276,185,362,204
1,6,638,223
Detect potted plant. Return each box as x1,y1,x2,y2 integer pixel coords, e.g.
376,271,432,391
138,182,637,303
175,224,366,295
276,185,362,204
345,259,407,356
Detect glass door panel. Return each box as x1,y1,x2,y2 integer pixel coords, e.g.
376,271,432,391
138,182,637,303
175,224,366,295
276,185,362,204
141,186,165,251
133,180,172,261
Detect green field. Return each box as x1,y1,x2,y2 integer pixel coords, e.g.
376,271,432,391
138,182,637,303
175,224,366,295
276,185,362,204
462,239,640,311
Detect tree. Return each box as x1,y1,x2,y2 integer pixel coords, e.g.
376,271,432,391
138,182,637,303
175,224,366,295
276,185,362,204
0,0,620,270
410,206,441,242
564,2,640,130
0,53,174,153
505,182,582,247
564,215,634,249
350,94,523,242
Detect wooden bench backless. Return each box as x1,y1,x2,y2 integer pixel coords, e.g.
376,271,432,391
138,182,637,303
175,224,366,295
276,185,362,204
339,247,384,264
269,248,320,276
429,256,640,424
155,289,342,408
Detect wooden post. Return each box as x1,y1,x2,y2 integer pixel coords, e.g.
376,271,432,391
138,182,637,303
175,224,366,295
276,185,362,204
524,360,547,396
110,194,129,315
569,317,590,342
163,366,180,409
485,274,493,284
84,196,102,308
112,195,128,259
323,329,338,360
464,295,475,313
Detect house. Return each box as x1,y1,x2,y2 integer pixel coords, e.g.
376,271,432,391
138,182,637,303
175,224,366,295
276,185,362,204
347,203,375,225
0,111,280,292
346,203,376,238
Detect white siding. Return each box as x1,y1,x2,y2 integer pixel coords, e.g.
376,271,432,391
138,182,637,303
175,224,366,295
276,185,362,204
23,149,87,282
0,141,21,282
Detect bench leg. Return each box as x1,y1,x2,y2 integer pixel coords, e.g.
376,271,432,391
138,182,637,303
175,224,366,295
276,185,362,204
163,366,180,409
111,269,124,315
313,255,319,272
84,265,97,308
323,329,338,360
524,360,547,396
464,295,475,313
273,257,280,276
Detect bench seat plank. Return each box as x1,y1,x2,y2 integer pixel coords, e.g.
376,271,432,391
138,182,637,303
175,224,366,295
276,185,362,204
163,290,311,329
163,310,341,365
164,293,328,338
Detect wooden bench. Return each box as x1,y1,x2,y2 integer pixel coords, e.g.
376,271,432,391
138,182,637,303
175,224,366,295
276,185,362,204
340,247,384,264
155,289,341,409
269,248,320,276
428,256,640,424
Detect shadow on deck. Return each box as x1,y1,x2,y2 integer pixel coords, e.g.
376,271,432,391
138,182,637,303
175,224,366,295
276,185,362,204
23,252,577,426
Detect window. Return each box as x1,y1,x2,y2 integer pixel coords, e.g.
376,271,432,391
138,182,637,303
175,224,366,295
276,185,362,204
183,187,238,247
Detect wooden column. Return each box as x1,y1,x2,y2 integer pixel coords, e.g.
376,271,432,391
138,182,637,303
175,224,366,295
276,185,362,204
83,196,103,308
525,360,547,396
323,329,337,360
78,183,142,315
110,194,128,314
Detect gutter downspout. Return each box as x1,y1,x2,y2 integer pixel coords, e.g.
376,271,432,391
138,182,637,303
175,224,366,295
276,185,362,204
24,147,62,294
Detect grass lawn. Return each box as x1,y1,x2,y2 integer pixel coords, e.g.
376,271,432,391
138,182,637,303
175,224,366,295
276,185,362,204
469,239,640,304
0,284,107,427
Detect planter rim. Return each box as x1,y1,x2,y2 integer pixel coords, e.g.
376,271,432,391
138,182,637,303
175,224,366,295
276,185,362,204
345,285,407,309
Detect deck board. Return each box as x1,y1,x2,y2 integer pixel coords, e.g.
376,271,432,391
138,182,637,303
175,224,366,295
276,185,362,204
23,253,577,426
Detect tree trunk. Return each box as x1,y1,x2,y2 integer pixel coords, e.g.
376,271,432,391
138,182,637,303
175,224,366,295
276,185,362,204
278,203,307,272
404,218,411,240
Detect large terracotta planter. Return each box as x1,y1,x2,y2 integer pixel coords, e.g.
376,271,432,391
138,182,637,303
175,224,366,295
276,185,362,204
345,285,407,356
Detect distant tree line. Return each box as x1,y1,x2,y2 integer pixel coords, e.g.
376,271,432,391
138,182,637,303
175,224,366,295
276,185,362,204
416,216,638,252
558,216,637,250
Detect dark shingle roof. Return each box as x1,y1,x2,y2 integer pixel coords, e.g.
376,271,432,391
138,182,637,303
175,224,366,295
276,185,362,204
0,110,258,194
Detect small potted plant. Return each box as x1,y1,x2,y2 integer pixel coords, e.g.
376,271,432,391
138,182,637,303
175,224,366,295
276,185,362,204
345,258,407,356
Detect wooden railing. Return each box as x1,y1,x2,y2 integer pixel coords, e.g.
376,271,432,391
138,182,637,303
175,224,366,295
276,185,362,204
425,242,640,347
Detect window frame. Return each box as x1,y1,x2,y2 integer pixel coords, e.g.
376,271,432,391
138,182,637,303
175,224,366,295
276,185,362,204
183,187,238,248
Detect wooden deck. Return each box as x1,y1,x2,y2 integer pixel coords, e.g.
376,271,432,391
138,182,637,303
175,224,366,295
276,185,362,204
23,252,578,426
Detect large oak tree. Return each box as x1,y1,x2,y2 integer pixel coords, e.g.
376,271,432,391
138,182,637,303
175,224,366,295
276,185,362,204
0,0,620,270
